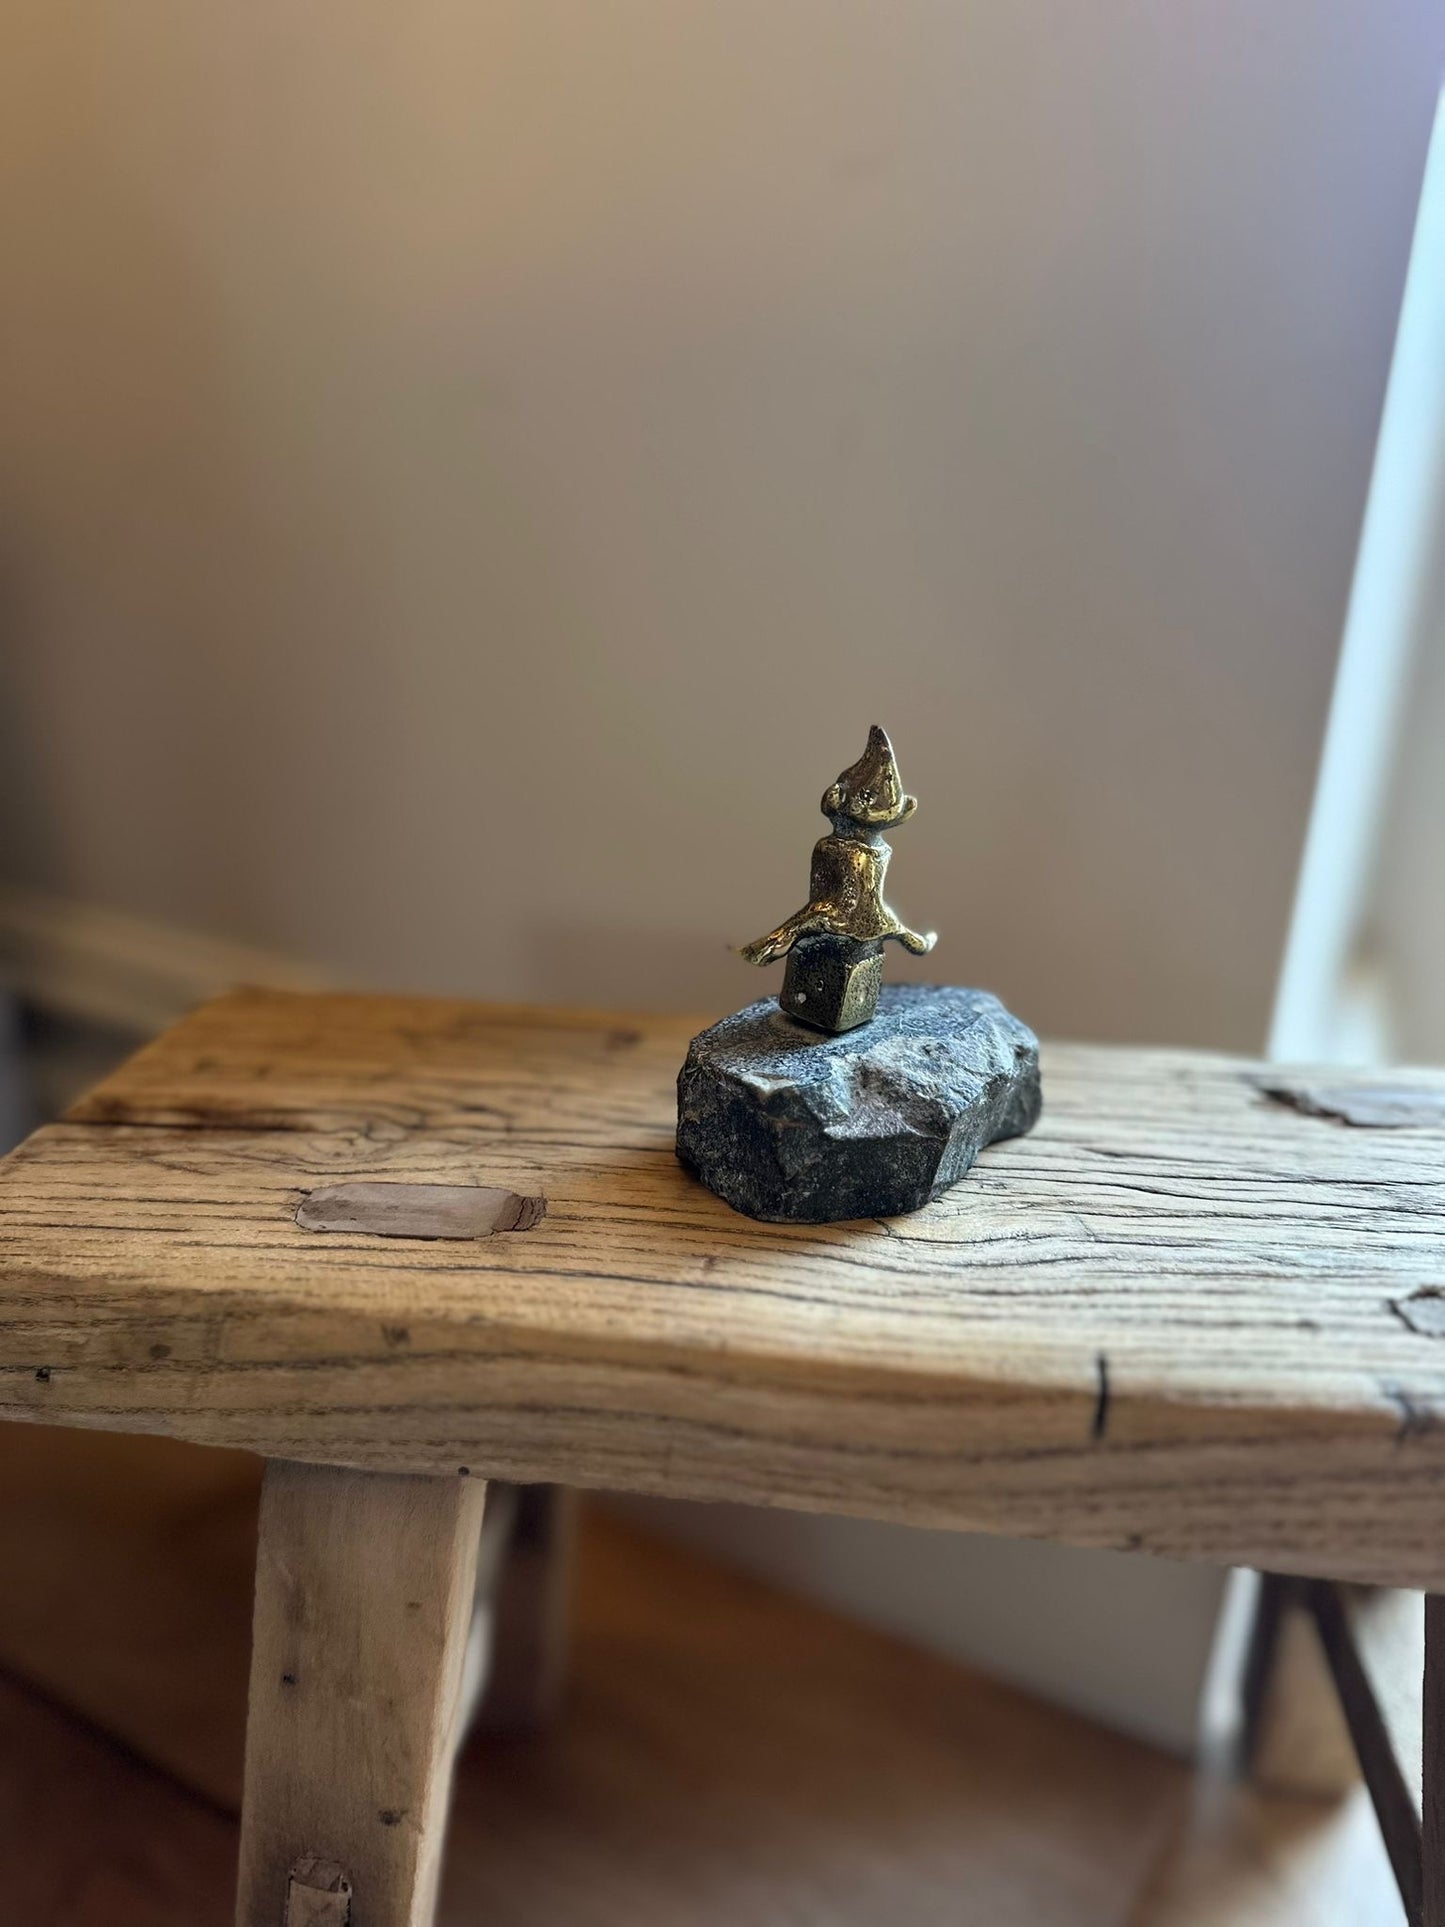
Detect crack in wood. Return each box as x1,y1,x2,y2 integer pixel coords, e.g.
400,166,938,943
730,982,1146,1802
1091,1353,1111,1442
1382,1381,1438,1446
1390,1289,1445,1340
1252,1076,1445,1129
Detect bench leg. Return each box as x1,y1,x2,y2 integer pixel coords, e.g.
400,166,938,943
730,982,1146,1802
1240,1571,1358,1794
478,1484,577,1733
1426,1595,1445,1925
235,1461,487,1927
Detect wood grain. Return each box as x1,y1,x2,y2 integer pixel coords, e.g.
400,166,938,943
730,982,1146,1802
2,988,1445,1585
235,1461,487,1927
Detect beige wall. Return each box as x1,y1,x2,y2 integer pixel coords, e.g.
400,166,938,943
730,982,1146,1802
1373,628,1445,1060
1,1,1439,1045
1,3,1440,1756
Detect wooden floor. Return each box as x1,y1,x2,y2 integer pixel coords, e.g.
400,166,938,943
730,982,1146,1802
0,1494,1403,1926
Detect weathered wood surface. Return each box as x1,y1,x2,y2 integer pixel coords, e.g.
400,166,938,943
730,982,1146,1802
235,1460,486,1927
2,988,1445,1585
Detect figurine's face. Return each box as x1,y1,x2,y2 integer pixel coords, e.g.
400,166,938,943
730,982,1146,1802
822,780,916,831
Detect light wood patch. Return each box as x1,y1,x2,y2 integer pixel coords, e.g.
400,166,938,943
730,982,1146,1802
2,989,1445,1585
285,1856,351,1926
295,1180,544,1240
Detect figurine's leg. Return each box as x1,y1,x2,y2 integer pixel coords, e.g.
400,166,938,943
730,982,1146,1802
742,907,830,966
235,1460,486,1927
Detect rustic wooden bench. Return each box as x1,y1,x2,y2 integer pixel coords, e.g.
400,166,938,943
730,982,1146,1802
1,987,1443,1924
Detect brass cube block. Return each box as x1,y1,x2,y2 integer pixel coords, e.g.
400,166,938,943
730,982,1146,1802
780,936,884,1034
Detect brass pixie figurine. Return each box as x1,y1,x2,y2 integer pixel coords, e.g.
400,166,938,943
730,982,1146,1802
742,725,936,1032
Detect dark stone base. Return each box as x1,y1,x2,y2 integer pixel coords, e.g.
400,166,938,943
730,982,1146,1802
675,984,1041,1223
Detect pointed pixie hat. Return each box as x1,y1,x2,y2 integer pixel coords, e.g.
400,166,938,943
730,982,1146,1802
824,725,917,828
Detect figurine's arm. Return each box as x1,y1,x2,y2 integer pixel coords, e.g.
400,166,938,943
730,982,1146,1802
744,835,875,963
740,906,832,966
743,905,935,964
744,827,935,963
